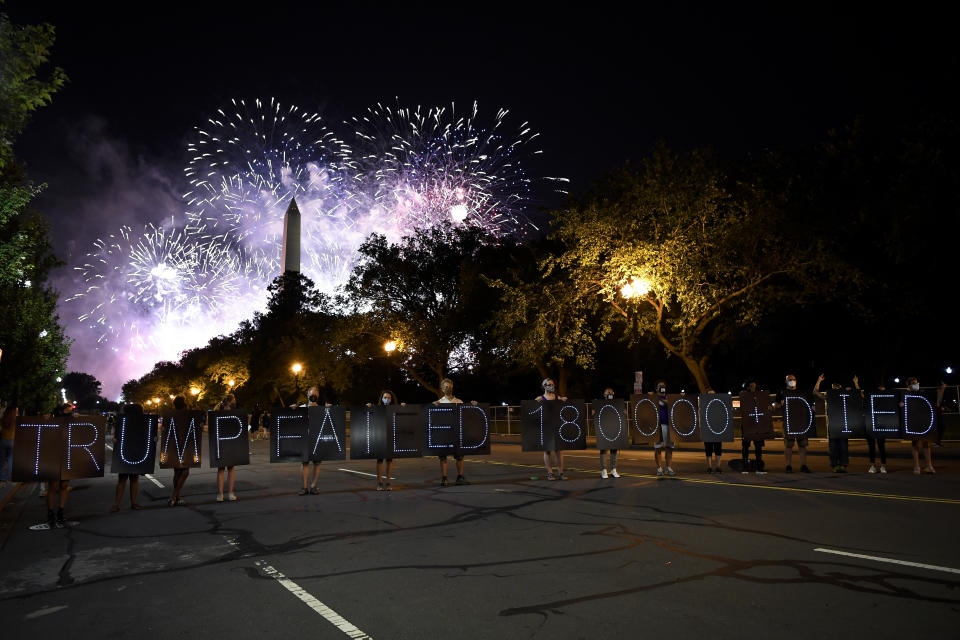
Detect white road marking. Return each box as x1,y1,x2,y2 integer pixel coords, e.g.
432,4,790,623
338,468,394,480
106,441,164,487
25,605,69,619
814,548,960,574
256,560,372,639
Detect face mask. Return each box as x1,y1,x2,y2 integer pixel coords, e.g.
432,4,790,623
382,397,391,405
657,386,666,394
910,383,920,391
786,381,796,389
442,385,453,396
309,395,319,404
544,384,555,393
605,393,614,400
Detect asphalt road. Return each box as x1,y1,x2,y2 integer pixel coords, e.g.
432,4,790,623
2,440,958,639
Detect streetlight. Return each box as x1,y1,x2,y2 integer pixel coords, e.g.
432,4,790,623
190,387,200,396
291,363,303,403
228,379,235,388
621,277,652,299
383,341,396,387
947,366,954,375
383,340,396,353
169,394,175,400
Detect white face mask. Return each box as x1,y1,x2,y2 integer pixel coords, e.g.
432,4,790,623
544,384,555,393
786,380,796,389
381,396,391,405
605,393,614,400
910,383,920,391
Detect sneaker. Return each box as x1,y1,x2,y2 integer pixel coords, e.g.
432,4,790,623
611,469,620,478
755,470,768,475
376,482,384,491
880,465,887,474
297,488,308,496
558,473,568,480
714,467,722,474
832,466,839,473
868,465,877,473
40,485,47,497
601,469,608,479
546,473,557,481
656,467,664,477
666,467,676,477
385,482,392,491
706,467,713,474
913,467,921,475
455,475,470,485
47,509,56,529
55,509,65,528
785,465,793,473
440,477,449,487
309,487,319,495
838,466,847,473
741,468,749,475
229,492,238,501
924,466,936,474
800,465,811,473
217,493,224,502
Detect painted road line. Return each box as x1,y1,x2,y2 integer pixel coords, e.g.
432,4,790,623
814,548,960,574
256,560,372,639
106,443,164,487
474,459,960,505
338,468,395,480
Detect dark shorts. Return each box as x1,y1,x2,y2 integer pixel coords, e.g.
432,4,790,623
438,455,464,462
704,442,722,455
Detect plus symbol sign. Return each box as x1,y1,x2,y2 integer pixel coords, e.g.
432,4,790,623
748,405,765,424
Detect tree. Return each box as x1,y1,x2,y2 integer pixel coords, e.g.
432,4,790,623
0,11,70,411
61,371,102,411
549,147,835,392
340,224,498,396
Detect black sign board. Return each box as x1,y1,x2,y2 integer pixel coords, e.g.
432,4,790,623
159,410,204,469
348,405,388,460
780,392,817,438
386,405,423,458
699,394,735,443
865,391,901,439
12,416,107,482
901,390,938,441
110,414,158,475
668,395,700,442
270,409,309,462
306,406,347,462
422,403,491,457
739,392,774,440
630,394,662,444
208,410,250,467
520,400,587,451
826,391,866,439
591,399,630,450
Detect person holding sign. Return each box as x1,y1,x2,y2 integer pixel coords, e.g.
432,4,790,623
371,390,399,491
217,394,240,501
903,377,935,474
598,387,620,479
702,389,722,473
433,378,476,486
0,404,16,488
653,380,676,477
168,396,191,506
299,387,323,495
537,378,568,480
47,403,75,527
818,375,852,473
866,382,889,473
775,374,810,473
114,403,146,512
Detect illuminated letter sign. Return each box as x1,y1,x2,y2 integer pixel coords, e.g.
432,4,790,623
13,416,107,482
591,399,630,450
739,392,774,440
699,393,734,443
629,394,661,443
110,414,158,475
520,400,587,451
422,403,491,457
348,405,388,460
208,410,250,467
826,391,866,439
270,410,309,462
866,391,900,438
781,392,816,438
306,406,347,462
669,395,700,442
62,416,106,480
902,391,936,441
387,405,422,458
160,410,203,469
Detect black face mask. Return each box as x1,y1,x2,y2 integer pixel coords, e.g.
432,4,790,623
309,395,319,404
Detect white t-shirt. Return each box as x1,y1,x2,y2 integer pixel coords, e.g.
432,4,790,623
436,396,463,404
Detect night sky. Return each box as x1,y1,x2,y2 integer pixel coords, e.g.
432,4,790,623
5,2,956,394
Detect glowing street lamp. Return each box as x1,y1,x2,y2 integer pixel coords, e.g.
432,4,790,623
383,340,397,353
291,363,303,403
621,277,652,299
190,387,200,396
169,394,175,400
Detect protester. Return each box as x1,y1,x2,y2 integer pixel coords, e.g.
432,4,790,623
815,374,849,473
433,378,475,486
0,403,16,488
114,403,146,512
597,387,620,479
217,393,239,501
904,377,935,474
372,389,398,491
167,396,192,506
536,378,568,480
740,381,767,475
702,389,723,473
653,380,676,477
866,381,889,474
775,374,811,473
48,403,75,527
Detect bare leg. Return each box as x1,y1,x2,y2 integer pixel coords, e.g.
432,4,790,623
543,451,552,474
130,477,140,507
665,449,673,468
219,468,227,496
309,465,319,488
456,459,464,476
557,451,564,473
799,447,807,466
654,449,662,468
115,477,127,508
440,458,448,478
300,463,309,489
785,444,793,468
912,442,921,471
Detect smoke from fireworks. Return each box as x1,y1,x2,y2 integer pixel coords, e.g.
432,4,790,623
66,98,565,396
